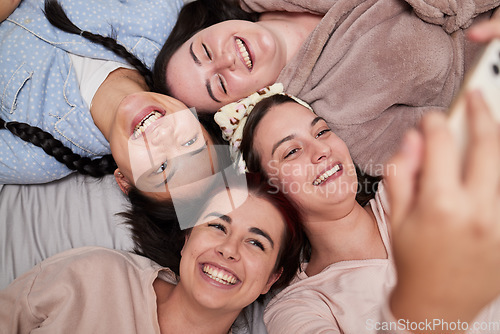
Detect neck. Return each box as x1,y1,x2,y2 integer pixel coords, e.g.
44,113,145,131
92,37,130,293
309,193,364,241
304,203,387,276
155,280,237,334
258,11,322,64
90,67,149,140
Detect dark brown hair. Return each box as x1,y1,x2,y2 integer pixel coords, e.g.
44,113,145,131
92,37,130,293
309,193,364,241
244,173,304,291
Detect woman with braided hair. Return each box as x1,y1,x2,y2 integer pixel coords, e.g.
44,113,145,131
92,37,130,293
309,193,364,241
0,0,228,200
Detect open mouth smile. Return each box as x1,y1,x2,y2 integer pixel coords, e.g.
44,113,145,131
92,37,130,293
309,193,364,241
235,37,253,71
132,110,164,139
202,264,239,285
312,163,343,186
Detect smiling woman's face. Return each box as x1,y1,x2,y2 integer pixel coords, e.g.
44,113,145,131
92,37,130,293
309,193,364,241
253,102,358,221
166,20,287,113
178,188,284,313
109,92,220,201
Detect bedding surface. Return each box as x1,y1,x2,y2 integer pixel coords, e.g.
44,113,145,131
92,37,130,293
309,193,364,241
0,174,133,289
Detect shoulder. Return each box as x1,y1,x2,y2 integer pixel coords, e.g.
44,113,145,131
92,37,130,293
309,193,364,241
372,181,390,216
264,271,340,333
368,181,393,251
20,247,166,300
265,268,334,313
2,247,158,300
39,247,161,274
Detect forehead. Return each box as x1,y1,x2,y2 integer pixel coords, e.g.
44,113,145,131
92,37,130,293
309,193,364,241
158,93,190,110
262,102,314,131
166,43,217,112
167,42,201,89
195,19,256,35
255,102,315,147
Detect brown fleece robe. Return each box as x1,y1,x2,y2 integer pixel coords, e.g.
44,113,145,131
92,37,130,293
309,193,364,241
241,0,499,175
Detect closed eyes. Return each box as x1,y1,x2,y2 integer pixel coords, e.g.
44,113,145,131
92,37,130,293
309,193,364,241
217,74,227,94
208,222,226,233
202,43,212,60
201,44,227,95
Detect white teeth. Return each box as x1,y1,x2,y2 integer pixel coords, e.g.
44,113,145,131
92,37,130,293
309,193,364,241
313,164,341,186
203,265,238,285
133,111,162,138
236,38,252,70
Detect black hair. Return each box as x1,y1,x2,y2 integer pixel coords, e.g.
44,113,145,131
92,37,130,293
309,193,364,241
240,94,381,207
0,118,117,177
43,0,154,89
121,188,186,274
152,0,259,102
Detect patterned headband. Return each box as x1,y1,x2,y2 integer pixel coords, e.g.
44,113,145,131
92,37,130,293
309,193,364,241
214,83,313,173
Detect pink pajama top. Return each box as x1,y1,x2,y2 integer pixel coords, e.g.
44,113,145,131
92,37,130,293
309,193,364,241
0,247,175,333
264,184,397,334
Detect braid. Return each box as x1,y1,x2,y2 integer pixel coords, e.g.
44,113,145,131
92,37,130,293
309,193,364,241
0,117,116,177
43,0,154,90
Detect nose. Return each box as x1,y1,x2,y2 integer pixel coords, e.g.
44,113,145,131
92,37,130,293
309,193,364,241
215,51,236,71
216,237,240,261
311,140,331,163
149,117,176,147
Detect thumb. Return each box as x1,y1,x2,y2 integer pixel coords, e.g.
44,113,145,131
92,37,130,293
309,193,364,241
384,129,423,232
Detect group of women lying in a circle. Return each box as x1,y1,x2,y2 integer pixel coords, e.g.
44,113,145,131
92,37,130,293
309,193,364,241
2,0,500,333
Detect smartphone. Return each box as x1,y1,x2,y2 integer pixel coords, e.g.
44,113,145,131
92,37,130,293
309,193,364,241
448,38,500,151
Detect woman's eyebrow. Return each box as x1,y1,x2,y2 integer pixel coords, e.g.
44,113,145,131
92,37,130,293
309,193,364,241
311,116,326,127
271,135,295,156
189,42,201,65
203,212,231,223
189,42,221,103
201,212,274,248
249,227,274,249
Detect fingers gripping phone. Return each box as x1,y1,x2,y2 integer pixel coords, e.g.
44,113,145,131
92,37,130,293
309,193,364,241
448,39,500,150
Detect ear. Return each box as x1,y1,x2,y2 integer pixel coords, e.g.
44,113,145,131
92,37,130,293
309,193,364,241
261,267,283,295
114,169,132,195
